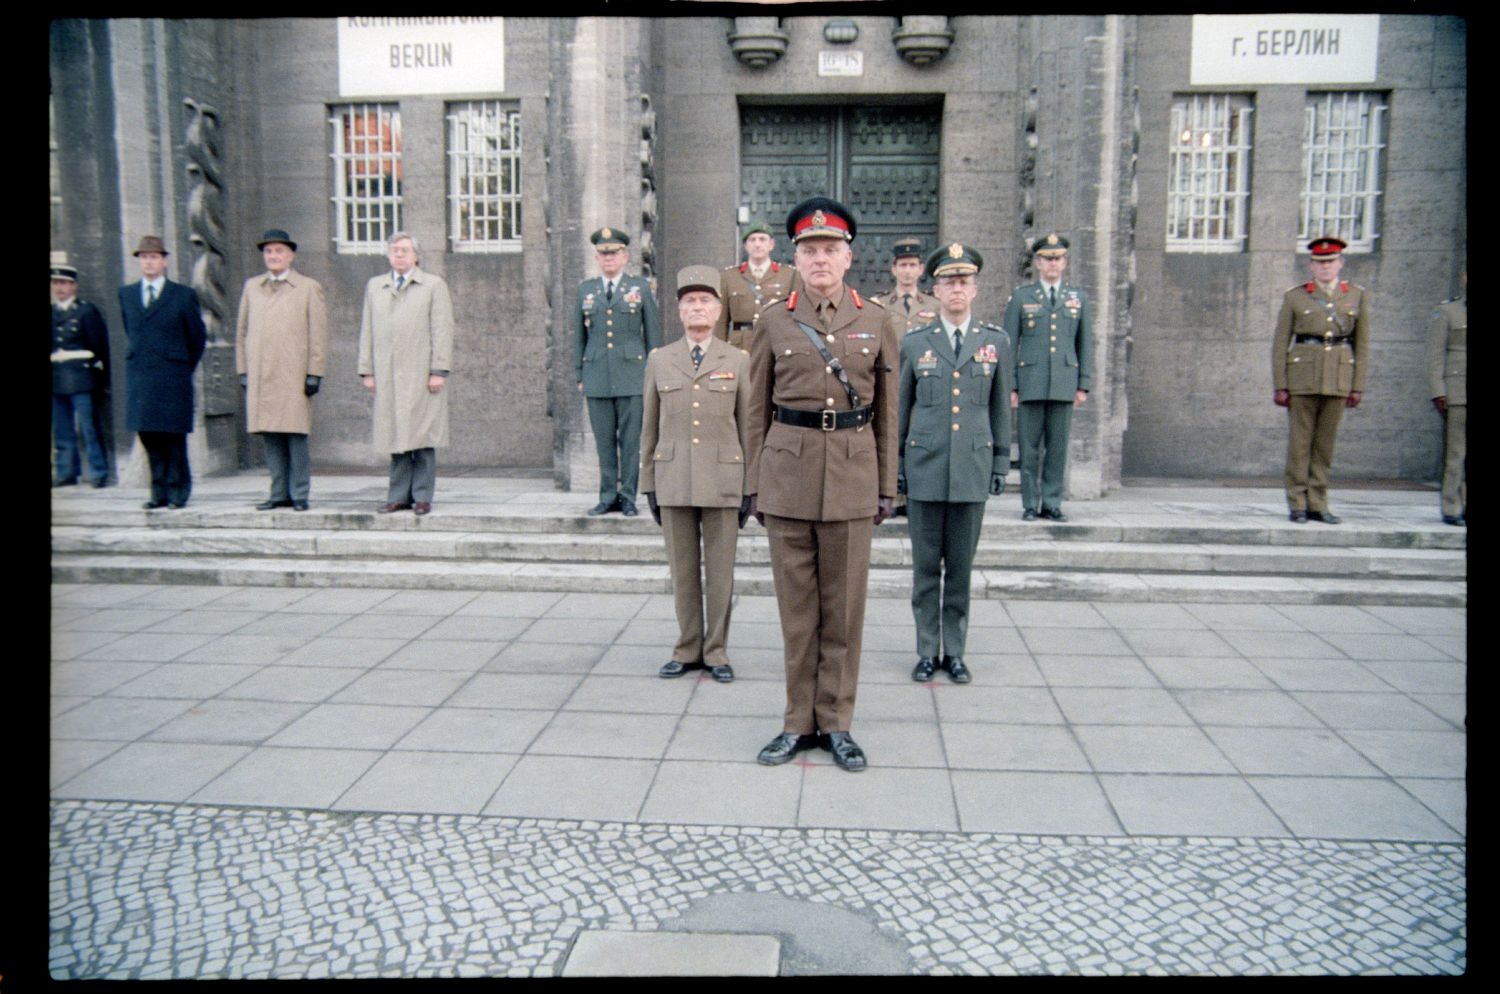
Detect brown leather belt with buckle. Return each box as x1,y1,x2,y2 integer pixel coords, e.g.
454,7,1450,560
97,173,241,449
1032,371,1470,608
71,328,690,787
775,405,873,431
1293,334,1351,345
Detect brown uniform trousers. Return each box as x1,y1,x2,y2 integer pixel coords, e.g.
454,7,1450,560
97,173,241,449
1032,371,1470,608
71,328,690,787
1426,297,1466,518
641,336,751,666
714,263,800,352
1271,281,1370,513
746,286,902,734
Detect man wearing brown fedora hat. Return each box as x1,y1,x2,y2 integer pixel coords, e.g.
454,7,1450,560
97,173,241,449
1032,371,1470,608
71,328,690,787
120,235,207,509
235,229,328,511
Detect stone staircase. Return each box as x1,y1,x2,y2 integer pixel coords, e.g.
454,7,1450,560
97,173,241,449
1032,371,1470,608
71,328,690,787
50,479,1466,605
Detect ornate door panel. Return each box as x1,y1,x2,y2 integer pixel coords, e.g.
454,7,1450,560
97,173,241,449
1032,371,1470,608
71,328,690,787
740,104,941,293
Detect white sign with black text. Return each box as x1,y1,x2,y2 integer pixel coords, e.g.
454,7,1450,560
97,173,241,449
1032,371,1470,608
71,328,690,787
338,17,505,98
1191,15,1379,85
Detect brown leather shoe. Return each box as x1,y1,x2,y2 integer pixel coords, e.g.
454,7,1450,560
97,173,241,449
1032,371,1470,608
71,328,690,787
413,502,432,516
378,502,412,513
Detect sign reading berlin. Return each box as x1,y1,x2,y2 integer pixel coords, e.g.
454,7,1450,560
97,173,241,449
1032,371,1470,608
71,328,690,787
1190,15,1378,85
338,17,504,98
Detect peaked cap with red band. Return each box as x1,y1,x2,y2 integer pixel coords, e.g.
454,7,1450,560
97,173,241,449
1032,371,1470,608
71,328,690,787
1307,236,1347,257
786,196,857,243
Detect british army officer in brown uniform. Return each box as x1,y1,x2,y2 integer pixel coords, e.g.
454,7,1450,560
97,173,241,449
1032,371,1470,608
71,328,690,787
715,222,798,352
746,197,903,772
1426,265,1465,526
872,237,940,333
641,265,752,683
1271,236,1370,523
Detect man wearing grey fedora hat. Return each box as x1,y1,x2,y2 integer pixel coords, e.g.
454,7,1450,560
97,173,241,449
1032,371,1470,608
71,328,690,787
235,229,328,511
120,235,207,510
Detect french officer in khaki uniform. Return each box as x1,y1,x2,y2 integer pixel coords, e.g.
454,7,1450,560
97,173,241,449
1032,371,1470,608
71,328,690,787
1004,233,1092,522
1271,236,1370,523
1426,265,1465,525
641,265,753,683
872,237,941,333
715,222,799,351
575,227,663,517
898,244,1010,686
746,197,904,772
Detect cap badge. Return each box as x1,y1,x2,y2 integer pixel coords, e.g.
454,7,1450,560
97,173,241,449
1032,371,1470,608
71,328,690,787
948,243,964,259
1046,233,1059,246
812,210,826,227
601,227,612,239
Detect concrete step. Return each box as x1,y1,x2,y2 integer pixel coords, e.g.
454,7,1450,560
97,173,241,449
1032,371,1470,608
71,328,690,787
50,526,1467,580
49,553,1466,606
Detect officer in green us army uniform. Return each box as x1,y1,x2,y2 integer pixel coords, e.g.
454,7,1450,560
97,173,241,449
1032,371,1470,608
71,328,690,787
1004,233,1092,522
575,227,662,517
898,243,1010,686
1271,236,1370,524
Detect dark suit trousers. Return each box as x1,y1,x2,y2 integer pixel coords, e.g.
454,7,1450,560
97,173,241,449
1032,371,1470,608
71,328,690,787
1018,400,1073,512
586,396,642,502
661,505,739,667
260,432,311,502
906,499,987,659
765,513,873,734
138,431,191,505
388,448,437,504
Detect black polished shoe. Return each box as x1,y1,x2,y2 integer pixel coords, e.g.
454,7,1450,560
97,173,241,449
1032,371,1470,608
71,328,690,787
292,500,310,511
911,657,939,682
757,732,820,766
1442,514,1464,526
943,656,972,684
1039,507,1068,522
823,731,867,772
709,664,734,683
142,499,168,510
1307,510,1341,525
658,659,698,678
620,498,639,517
256,499,294,511
587,499,620,516
1022,508,1039,521
1289,509,1308,523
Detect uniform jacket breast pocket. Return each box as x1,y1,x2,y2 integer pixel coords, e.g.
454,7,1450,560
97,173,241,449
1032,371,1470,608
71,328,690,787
1286,346,1319,393
657,382,684,411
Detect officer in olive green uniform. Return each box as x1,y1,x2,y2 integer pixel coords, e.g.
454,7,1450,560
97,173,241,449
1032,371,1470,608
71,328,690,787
872,237,941,333
1426,266,1465,526
715,222,799,351
898,244,1010,686
747,197,904,773
1004,233,1092,521
1271,236,1370,524
641,265,753,683
575,227,662,517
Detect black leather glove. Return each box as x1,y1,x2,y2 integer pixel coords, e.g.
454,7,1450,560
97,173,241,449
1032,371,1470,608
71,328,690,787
645,491,661,526
238,373,247,388
990,472,1005,496
304,375,321,397
897,471,907,496
738,495,751,529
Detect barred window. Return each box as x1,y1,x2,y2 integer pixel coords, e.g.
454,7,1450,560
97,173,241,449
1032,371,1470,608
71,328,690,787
1300,92,1387,253
1166,94,1254,253
329,103,403,254
447,101,522,252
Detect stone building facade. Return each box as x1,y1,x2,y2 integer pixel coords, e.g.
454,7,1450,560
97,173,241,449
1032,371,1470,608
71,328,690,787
50,15,1465,495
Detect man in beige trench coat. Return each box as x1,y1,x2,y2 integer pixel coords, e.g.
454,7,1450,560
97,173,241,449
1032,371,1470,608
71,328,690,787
641,265,752,683
359,232,454,516
235,228,328,511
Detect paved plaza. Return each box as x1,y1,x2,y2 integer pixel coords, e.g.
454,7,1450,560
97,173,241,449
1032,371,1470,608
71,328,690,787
49,578,1466,976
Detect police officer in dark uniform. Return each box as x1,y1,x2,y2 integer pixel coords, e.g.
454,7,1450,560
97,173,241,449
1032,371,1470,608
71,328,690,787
575,227,662,517
1271,236,1370,523
715,222,799,352
1004,233,1093,522
898,244,1010,685
51,261,113,488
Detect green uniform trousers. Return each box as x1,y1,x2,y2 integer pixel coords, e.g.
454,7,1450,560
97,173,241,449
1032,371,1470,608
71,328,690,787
906,499,987,659
1018,399,1073,513
661,505,739,667
586,395,642,503
1284,394,1345,513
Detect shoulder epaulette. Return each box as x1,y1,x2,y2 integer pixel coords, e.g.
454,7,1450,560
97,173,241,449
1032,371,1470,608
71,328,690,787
786,290,798,310
978,321,1003,332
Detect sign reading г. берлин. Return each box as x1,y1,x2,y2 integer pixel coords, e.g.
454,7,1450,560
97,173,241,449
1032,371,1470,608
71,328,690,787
338,17,505,98
1190,15,1378,85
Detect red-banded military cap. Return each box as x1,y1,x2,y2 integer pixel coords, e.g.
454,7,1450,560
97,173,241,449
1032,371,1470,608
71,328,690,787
786,197,857,243
1307,236,1347,257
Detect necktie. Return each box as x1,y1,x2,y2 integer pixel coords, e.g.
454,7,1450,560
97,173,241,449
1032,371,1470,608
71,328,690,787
954,329,963,355
902,293,911,315
146,284,157,307
606,281,615,303
817,300,832,331
395,274,405,292
691,344,703,368
1049,286,1056,308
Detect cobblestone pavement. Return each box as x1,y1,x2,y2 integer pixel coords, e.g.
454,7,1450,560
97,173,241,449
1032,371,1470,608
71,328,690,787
50,800,1465,978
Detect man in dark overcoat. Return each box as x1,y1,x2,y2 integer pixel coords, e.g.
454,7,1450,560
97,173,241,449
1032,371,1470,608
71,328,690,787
120,235,207,509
